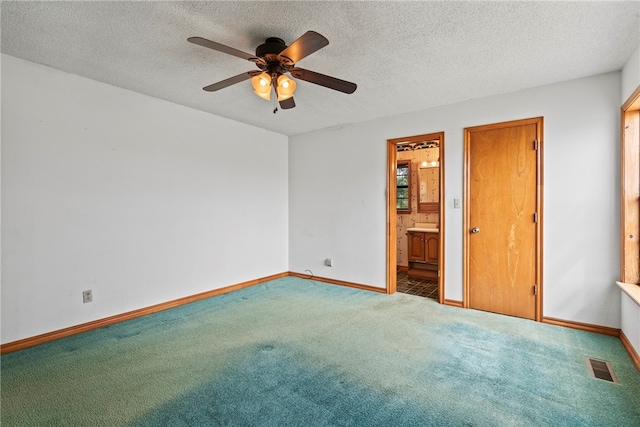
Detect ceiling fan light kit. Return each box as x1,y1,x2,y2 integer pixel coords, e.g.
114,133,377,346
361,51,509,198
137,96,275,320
251,73,272,100
276,75,296,101
188,31,356,111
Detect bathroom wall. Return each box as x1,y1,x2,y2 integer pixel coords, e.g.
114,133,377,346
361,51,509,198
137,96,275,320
396,147,439,267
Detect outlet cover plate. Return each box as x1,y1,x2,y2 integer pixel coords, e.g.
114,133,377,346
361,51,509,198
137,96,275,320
83,290,93,303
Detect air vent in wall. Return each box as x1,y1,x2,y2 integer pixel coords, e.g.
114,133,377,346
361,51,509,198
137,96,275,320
586,357,618,383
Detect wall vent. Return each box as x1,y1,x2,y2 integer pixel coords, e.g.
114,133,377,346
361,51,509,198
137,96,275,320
586,357,618,383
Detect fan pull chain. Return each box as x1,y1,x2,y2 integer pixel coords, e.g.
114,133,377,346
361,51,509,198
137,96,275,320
273,96,278,114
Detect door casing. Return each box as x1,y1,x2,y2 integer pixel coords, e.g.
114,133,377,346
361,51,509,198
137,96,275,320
387,132,445,302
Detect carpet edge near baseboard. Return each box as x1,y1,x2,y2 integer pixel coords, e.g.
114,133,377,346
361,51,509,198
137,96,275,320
288,271,387,294
4,276,637,374
1,272,290,355
620,330,640,371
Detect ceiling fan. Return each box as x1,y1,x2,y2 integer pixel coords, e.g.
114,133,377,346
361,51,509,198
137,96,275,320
187,31,357,111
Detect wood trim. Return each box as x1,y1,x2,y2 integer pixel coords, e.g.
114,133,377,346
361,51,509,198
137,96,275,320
542,317,620,337
622,84,640,111
536,118,545,321
463,117,544,320
387,140,398,294
396,159,412,214
0,272,289,355
463,127,471,309
418,202,439,213
443,299,463,308
288,271,387,293
439,134,446,304
620,330,640,372
621,86,640,284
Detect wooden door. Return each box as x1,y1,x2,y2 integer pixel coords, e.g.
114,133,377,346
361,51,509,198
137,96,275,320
465,118,542,320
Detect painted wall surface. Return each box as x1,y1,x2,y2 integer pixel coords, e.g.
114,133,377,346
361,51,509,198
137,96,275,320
1,55,289,344
620,42,640,358
622,43,639,103
621,293,640,359
290,72,621,328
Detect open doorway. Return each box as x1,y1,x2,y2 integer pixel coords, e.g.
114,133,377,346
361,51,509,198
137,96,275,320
387,132,445,303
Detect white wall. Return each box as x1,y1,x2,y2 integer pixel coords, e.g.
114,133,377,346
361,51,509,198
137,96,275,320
290,72,621,328
620,42,640,357
622,43,639,103
1,55,289,344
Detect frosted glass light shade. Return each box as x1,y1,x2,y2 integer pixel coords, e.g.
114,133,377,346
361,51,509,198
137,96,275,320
252,73,271,100
276,74,296,101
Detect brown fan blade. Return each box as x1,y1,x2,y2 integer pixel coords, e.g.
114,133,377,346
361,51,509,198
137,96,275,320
202,71,260,92
277,31,329,65
279,97,296,110
290,68,357,94
188,37,259,62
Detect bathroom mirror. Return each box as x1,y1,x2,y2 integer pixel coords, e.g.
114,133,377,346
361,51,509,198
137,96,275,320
418,165,439,213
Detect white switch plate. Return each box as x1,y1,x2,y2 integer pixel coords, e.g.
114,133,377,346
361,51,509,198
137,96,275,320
453,198,461,209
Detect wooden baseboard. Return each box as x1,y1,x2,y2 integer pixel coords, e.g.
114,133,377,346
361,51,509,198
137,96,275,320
288,271,387,294
0,272,289,355
542,316,620,337
396,265,408,272
620,330,640,372
5,272,637,374
443,299,464,308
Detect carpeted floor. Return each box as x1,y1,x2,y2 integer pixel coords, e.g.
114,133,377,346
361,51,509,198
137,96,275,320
2,277,639,426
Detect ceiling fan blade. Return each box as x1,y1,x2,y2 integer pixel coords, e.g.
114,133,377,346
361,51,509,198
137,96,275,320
188,37,259,62
290,68,357,94
277,31,329,65
202,71,260,92
279,97,296,110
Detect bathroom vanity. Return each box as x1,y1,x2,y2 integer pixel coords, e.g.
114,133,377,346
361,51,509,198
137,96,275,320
407,226,439,280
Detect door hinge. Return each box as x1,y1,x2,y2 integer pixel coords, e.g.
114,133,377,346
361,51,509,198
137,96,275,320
533,140,539,150
438,270,441,278
533,284,538,295
533,212,538,223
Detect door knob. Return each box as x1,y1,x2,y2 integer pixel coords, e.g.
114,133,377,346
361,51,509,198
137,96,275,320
471,227,480,234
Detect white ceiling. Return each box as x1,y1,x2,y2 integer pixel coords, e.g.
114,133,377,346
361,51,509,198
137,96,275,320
2,1,639,136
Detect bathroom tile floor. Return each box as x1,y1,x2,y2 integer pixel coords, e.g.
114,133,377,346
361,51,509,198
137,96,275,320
397,270,439,300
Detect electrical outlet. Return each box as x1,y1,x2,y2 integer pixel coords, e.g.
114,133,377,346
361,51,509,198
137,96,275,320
82,290,93,304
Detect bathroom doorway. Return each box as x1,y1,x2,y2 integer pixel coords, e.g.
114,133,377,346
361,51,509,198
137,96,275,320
386,132,444,302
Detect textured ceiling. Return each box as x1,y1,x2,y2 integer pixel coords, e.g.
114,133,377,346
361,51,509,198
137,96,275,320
2,1,639,136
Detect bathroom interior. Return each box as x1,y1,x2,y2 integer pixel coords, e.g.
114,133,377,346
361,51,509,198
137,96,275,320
396,138,440,300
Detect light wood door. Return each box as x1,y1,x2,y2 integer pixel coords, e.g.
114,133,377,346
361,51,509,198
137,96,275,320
465,118,542,320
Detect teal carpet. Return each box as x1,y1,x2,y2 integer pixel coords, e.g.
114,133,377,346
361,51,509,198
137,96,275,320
2,277,639,426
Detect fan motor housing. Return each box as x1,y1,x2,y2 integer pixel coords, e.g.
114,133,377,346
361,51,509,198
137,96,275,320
256,37,287,58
